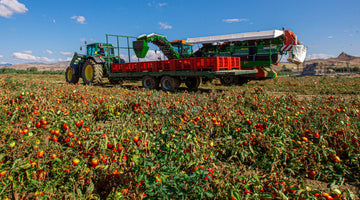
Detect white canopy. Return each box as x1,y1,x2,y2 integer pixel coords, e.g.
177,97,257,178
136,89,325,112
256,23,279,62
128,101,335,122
186,30,284,44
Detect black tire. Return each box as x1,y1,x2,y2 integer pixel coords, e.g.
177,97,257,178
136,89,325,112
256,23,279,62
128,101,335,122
65,66,79,84
220,76,235,86
185,77,200,90
82,59,103,85
160,76,178,91
142,76,159,89
108,78,123,85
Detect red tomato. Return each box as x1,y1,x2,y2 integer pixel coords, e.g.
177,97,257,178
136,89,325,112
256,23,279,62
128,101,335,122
72,159,80,166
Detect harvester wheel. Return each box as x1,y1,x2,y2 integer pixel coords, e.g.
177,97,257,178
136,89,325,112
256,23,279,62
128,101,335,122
65,66,79,84
160,76,178,91
142,76,159,89
185,77,200,90
82,59,103,85
220,76,235,86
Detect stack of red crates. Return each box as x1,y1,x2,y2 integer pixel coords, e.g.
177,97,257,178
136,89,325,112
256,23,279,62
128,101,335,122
111,57,240,73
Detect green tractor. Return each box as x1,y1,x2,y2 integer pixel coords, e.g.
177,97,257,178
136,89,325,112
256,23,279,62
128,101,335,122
65,41,125,85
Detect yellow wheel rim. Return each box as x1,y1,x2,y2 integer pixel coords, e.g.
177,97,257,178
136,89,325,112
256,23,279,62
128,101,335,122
67,68,72,80
85,65,93,81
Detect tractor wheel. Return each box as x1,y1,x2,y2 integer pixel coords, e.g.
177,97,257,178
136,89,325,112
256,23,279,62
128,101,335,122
185,77,200,90
108,78,123,85
82,59,103,85
160,76,178,91
142,76,159,89
220,76,235,86
65,66,79,84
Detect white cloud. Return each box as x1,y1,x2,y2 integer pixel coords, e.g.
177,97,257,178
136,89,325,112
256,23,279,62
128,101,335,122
52,19,56,23
0,55,3,58
58,57,72,62
222,18,249,23
148,1,167,7
43,49,53,55
12,52,55,63
140,50,165,61
0,0,28,18
71,15,86,24
120,50,165,63
159,22,172,29
60,52,73,56
158,3,167,7
23,50,32,54
306,53,334,60
328,36,333,39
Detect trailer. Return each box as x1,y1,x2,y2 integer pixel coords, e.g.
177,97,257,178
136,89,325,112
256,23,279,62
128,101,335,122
65,34,257,91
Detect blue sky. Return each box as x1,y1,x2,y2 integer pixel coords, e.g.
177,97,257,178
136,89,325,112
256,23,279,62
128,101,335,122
0,0,359,64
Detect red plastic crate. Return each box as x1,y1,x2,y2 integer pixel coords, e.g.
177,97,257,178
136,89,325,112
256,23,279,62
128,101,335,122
139,62,147,72
229,57,241,69
155,60,173,71
111,64,118,72
174,59,193,71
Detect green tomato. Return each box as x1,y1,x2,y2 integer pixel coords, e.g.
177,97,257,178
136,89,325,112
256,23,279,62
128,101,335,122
9,141,16,148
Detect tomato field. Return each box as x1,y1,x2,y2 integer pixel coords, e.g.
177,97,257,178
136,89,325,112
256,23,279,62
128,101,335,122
0,74,359,199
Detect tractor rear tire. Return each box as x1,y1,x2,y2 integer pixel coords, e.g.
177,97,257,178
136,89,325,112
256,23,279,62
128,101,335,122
65,66,79,84
142,76,159,89
160,76,178,91
185,77,200,90
82,59,103,85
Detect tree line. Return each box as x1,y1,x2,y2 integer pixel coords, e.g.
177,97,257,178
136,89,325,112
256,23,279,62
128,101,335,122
0,67,64,75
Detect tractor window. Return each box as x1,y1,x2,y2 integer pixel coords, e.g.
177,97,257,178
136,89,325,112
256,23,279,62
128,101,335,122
104,47,114,57
98,48,105,56
172,44,180,54
87,45,96,56
183,45,192,55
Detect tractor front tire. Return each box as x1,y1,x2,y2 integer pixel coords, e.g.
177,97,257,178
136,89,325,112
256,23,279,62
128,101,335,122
65,66,79,84
82,59,103,85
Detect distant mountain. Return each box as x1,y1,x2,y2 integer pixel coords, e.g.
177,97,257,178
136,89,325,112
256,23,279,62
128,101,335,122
0,63,12,66
0,61,70,71
305,52,360,68
336,52,357,61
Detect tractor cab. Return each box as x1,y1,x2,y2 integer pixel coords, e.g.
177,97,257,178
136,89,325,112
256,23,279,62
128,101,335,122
169,40,193,58
86,43,115,57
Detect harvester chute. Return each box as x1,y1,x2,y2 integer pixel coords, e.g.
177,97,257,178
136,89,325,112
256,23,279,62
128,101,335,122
133,33,180,60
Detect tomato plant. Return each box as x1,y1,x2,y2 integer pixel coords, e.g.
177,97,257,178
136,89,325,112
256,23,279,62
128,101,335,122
0,74,359,199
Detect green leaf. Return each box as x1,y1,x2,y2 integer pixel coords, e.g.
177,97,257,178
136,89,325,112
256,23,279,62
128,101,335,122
204,191,214,198
86,182,94,195
137,173,144,182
